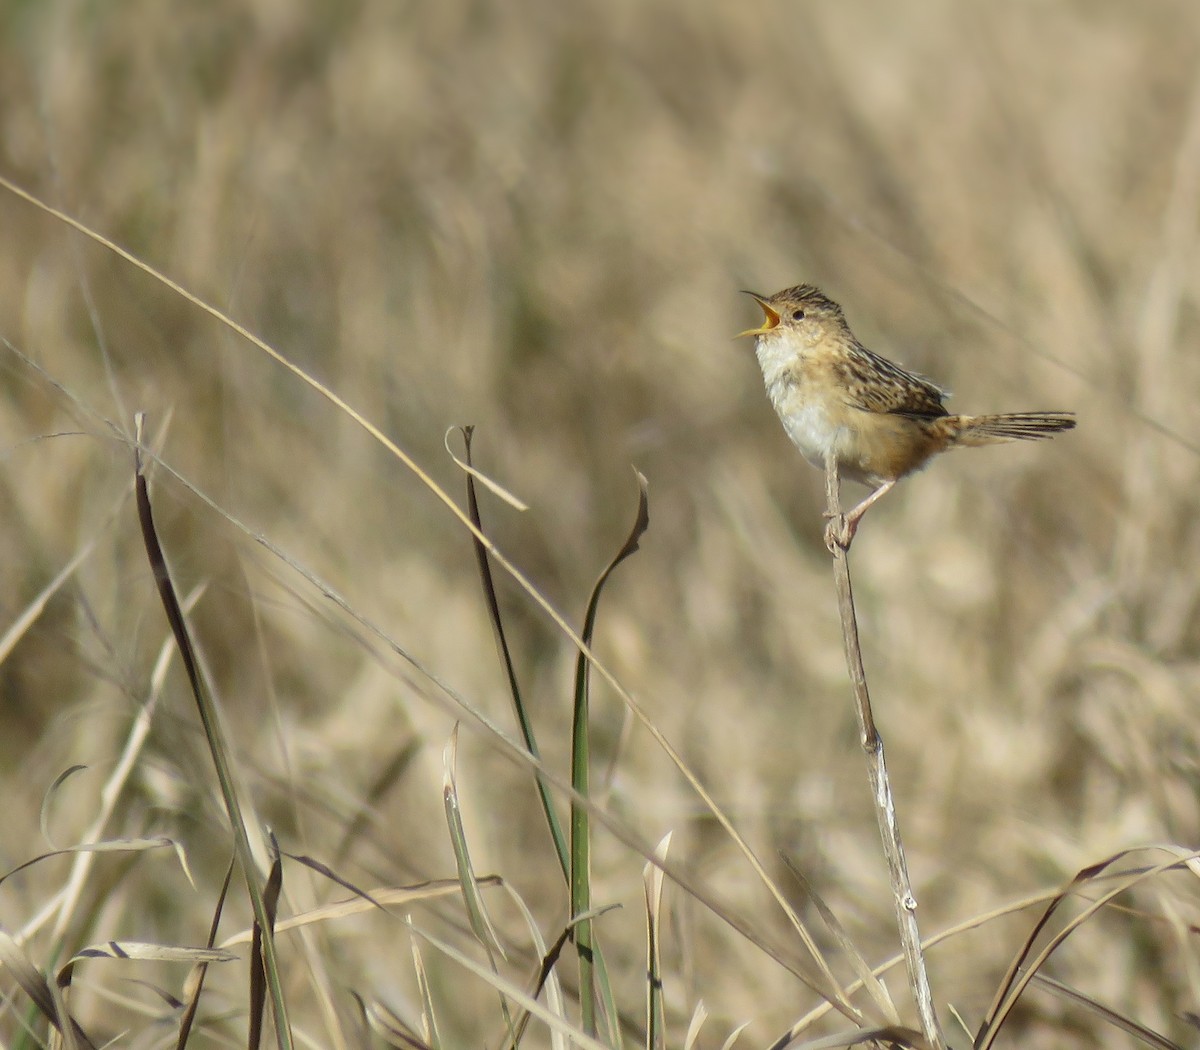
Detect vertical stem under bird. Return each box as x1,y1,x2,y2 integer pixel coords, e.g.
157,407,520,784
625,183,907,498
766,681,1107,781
824,452,945,1050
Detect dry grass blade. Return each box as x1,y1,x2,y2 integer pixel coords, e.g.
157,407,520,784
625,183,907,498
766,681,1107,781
442,725,507,961
683,1000,708,1050
359,993,436,1050
946,1003,974,1046
409,936,442,1050
218,881,492,947
520,925,574,1037
975,846,1200,1050
0,484,125,665
0,837,179,891
1031,972,1184,1050
780,854,899,1027
719,1022,751,1050
39,765,87,844
644,832,671,1050
28,566,202,946
55,940,238,1010
177,858,234,1050
49,978,87,1050
493,892,580,1048
442,726,517,1046
402,915,612,1050
445,426,530,511
780,873,1148,1036
133,413,292,1050
974,851,1114,1046
782,1024,925,1049
275,850,384,911
331,739,422,866
499,881,569,1050
65,943,237,965
249,844,284,1050
457,424,569,881
426,905,620,1050
0,928,96,1049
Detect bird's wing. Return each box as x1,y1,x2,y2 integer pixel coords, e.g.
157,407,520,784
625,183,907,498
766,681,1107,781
835,345,949,419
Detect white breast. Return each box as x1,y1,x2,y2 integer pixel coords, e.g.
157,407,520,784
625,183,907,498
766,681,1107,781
780,399,840,470
755,337,845,471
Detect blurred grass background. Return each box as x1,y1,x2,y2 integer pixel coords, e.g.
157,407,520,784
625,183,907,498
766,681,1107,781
2,0,1200,1045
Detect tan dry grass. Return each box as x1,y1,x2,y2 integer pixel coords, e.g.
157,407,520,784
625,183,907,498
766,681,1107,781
2,0,1200,1045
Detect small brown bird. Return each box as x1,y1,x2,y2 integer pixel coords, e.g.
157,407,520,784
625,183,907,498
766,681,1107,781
740,284,1075,550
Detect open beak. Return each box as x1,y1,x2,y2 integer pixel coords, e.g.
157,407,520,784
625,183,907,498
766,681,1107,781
736,291,781,338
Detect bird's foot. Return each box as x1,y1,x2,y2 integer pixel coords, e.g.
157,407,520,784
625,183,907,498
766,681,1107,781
822,512,857,554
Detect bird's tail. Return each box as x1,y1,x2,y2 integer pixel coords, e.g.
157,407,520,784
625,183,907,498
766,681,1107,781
947,412,1077,446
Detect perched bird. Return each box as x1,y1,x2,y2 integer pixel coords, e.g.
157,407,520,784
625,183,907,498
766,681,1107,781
739,284,1075,550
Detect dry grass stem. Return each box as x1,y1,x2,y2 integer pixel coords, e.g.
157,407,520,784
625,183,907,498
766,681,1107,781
824,452,944,1050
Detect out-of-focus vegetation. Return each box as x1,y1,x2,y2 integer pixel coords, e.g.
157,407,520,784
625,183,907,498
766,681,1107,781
2,1,1199,1046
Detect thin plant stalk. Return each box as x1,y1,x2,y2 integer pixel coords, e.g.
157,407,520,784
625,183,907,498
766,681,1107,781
134,415,292,1050
571,471,649,1042
459,426,570,882
824,451,944,1050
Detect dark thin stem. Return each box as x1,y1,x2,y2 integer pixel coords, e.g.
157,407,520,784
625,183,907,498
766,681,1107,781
134,415,292,1050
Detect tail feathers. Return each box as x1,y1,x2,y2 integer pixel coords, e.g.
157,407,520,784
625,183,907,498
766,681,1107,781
950,412,1076,446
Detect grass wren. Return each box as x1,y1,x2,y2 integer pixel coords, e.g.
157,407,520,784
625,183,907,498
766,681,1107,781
740,284,1076,550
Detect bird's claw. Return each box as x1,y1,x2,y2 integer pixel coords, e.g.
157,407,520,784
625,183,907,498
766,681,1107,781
823,513,855,554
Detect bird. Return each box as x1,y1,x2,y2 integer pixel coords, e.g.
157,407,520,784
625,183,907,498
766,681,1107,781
739,284,1076,551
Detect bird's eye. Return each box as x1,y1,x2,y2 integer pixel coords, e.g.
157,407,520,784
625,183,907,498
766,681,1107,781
791,309,806,321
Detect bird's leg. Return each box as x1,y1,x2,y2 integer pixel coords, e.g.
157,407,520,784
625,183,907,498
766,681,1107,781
825,479,896,551
822,451,848,554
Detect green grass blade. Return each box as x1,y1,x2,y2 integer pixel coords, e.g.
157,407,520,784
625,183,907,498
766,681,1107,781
572,471,650,1041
